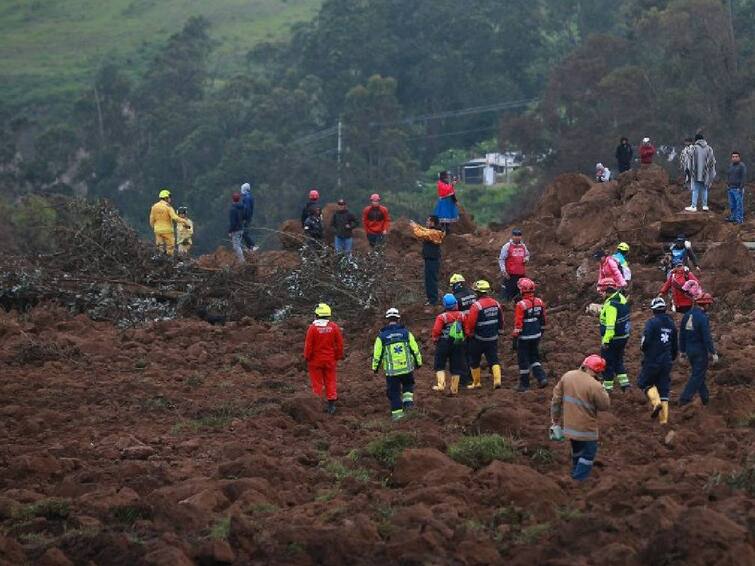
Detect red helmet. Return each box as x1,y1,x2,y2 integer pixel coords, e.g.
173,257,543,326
696,292,714,305
309,189,319,200
582,354,606,374
517,278,536,293
596,278,616,293
370,193,380,202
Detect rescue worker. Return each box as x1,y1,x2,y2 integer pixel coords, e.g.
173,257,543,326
304,303,344,415
666,234,700,274
598,278,631,392
362,194,391,248
464,280,504,390
303,206,324,249
498,228,530,301
638,298,678,424
228,192,246,263
449,273,476,387
512,278,547,391
176,207,194,256
679,292,718,406
410,215,445,306
149,189,190,256
594,249,627,290
301,189,320,227
612,242,632,285
658,259,700,313
372,308,422,420
550,355,611,481
431,294,466,396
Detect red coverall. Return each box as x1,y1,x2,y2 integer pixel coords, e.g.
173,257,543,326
303,319,344,400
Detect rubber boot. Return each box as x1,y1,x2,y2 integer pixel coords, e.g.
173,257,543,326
467,368,482,389
432,371,446,392
402,392,414,410
646,386,662,420
659,401,669,425
326,400,336,415
492,365,502,389
449,375,460,396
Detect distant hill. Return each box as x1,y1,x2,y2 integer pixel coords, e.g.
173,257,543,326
0,0,321,113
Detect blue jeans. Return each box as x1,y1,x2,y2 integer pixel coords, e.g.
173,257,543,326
334,236,353,255
691,181,708,208
679,350,709,405
570,440,598,481
728,187,744,223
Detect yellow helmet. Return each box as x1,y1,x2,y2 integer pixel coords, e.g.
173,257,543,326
159,189,171,199
449,273,465,285
473,280,491,292
617,242,630,252
314,303,332,318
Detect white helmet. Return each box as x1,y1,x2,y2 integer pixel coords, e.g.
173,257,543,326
240,182,251,194
650,297,667,311
385,307,400,319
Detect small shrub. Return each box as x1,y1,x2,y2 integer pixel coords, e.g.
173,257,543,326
16,498,70,521
707,465,755,496
210,516,231,540
110,505,151,525
365,432,417,467
514,523,551,545
493,506,529,528
530,447,554,466
248,502,278,515
320,458,370,483
447,434,516,469
556,506,583,521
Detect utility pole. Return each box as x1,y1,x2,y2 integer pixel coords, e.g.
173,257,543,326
337,118,343,188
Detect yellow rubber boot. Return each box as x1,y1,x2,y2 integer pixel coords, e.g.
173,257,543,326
467,368,482,389
646,386,662,420
492,365,502,389
659,401,669,425
432,371,446,392
450,375,460,396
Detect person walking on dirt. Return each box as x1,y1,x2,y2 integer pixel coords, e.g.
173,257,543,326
304,303,344,415
679,292,717,407
594,250,627,290
679,137,694,189
615,137,633,173
639,137,656,166
597,278,631,392
726,151,747,224
362,194,391,248
450,273,476,387
685,133,716,213
464,280,504,390
595,163,611,183
435,170,460,233
612,242,632,285
372,308,422,420
228,193,246,263
550,354,611,481
431,294,467,396
301,189,320,227
410,215,445,306
666,234,700,274
331,199,358,256
638,298,678,425
498,228,530,301
658,260,700,313
149,189,190,256
303,206,324,249
176,207,193,256
512,278,548,391
241,182,258,253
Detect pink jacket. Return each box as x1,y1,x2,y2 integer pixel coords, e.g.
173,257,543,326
599,256,627,288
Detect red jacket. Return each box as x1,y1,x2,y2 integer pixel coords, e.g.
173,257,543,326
464,296,504,338
431,310,466,342
362,205,391,235
437,180,455,198
599,256,627,288
303,319,344,365
639,144,656,164
659,269,699,310
512,295,546,338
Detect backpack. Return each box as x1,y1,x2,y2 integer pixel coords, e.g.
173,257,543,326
449,320,465,343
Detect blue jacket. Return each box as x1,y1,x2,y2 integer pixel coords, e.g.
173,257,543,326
242,192,254,223
680,307,716,355
228,202,244,233
641,313,678,365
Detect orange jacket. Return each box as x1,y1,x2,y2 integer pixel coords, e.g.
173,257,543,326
304,319,344,364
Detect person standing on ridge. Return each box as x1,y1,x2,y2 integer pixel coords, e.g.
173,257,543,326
679,137,694,189
638,297,678,424
639,137,656,166
228,192,246,263
435,170,460,232
240,182,258,253
658,260,700,313
726,151,747,224
550,355,611,481
597,278,631,392
431,294,467,396
450,273,476,387
372,308,422,420
498,228,530,301
410,215,445,306
331,199,358,256
594,249,627,290
615,137,633,173
595,163,611,182
679,291,718,407
464,280,504,390
304,303,344,415
303,206,324,250
362,193,391,248
512,278,548,391
176,207,193,256
149,189,190,256
301,189,320,227
685,133,716,213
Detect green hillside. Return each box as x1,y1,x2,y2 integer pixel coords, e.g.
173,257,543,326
0,0,321,111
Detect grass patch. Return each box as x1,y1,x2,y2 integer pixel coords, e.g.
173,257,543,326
447,434,516,470
530,447,554,467
707,464,755,496
17,532,55,547
365,432,417,468
320,458,370,484
514,523,551,545
110,505,152,526
247,502,279,515
210,516,231,540
375,505,394,539
15,498,70,522
172,403,256,433
138,395,174,411
314,489,338,502
493,506,529,528
556,506,583,521
187,372,205,388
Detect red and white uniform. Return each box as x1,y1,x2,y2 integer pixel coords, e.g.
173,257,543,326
303,319,344,401
498,241,529,276
431,310,466,342
512,295,546,340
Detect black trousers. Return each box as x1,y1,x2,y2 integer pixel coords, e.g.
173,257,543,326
469,339,499,368
517,338,546,387
434,339,467,375
424,258,440,305
501,275,523,302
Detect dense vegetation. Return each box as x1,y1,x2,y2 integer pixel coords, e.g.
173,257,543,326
1,0,753,252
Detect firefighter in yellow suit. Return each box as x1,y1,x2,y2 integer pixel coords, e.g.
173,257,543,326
149,189,189,256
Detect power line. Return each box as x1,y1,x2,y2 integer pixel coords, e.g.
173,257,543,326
406,124,499,141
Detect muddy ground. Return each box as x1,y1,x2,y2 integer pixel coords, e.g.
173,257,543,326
0,166,753,565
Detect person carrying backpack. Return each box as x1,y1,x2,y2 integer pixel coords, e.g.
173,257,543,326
658,260,700,313
512,278,548,391
464,280,505,390
431,294,467,396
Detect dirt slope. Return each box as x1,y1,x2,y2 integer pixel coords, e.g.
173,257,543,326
0,166,753,565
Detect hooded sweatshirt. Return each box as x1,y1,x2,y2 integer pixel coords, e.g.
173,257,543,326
690,139,716,186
